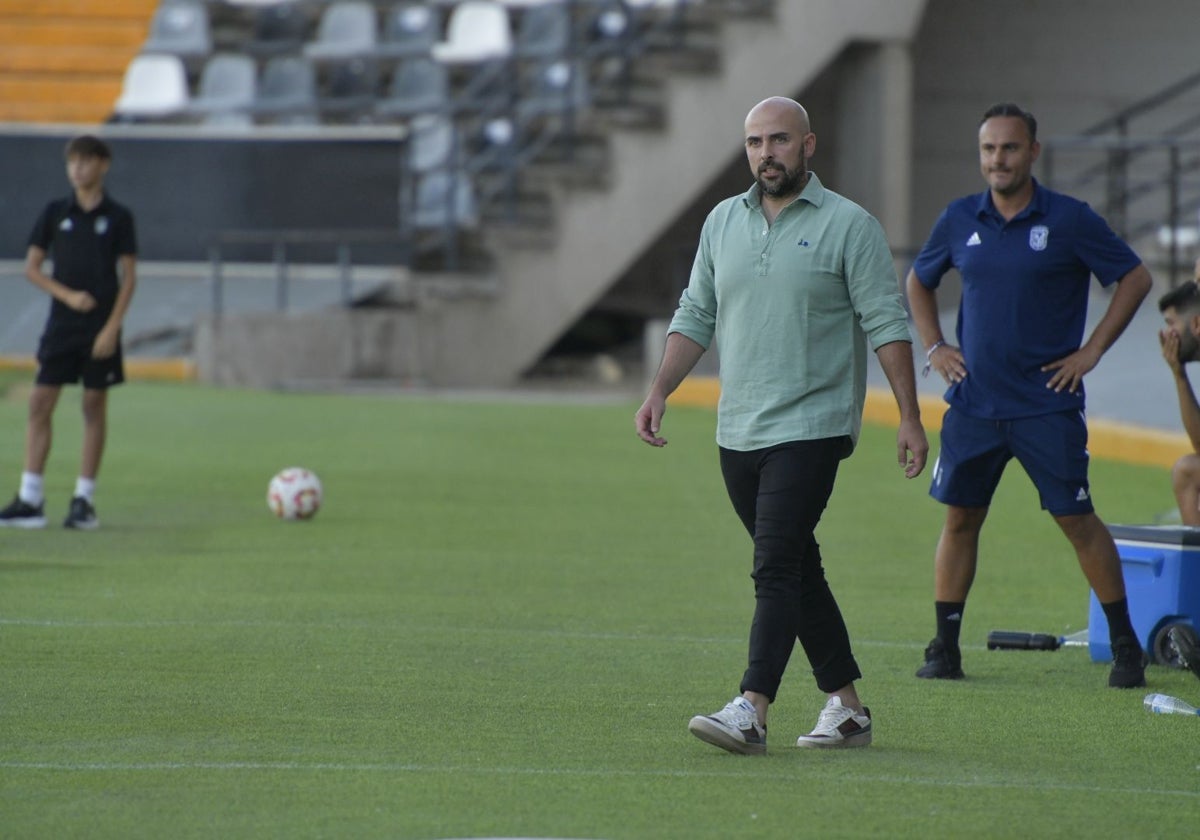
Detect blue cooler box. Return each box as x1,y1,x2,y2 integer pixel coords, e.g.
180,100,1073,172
1088,525,1200,662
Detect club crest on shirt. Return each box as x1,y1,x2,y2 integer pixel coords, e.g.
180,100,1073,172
94,216,109,235
1029,225,1049,251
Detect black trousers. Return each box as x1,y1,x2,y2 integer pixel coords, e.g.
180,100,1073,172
719,437,862,698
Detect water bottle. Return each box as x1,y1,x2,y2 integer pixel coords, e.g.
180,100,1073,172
1143,693,1200,716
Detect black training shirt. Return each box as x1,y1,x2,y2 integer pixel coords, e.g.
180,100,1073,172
28,193,137,337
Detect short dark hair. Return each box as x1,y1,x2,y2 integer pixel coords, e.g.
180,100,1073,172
1159,281,1200,314
980,103,1038,143
64,135,112,161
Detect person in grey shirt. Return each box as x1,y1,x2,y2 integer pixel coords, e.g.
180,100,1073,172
635,96,927,753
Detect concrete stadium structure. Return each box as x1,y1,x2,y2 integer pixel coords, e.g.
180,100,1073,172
1,0,1197,397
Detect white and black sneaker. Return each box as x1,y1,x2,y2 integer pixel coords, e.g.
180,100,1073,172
63,496,99,530
0,495,47,529
795,696,872,749
687,696,767,755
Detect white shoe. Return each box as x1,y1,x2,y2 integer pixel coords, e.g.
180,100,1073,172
687,696,767,755
795,696,872,749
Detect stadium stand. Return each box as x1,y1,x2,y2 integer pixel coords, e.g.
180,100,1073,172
320,56,382,122
304,0,378,61
0,0,155,123
413,170,479,231
408,113,458,173
513,1,572,61
243,2,312,57
189,52,258,124
254,54,320,124
112,53,191,121
376,3,441,60
375,57,451,120
431,1,513,64
140,0,213,69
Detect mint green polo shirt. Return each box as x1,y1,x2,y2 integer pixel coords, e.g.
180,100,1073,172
668,174,911,452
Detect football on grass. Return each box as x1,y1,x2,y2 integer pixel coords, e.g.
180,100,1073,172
267,467,322,520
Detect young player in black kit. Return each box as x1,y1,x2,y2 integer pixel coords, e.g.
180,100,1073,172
0,135,138,530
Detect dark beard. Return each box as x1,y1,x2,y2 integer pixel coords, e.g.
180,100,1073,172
757,160,807,198
1180,329,1200,364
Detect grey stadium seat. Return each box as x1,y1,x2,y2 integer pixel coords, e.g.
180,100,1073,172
377,3,440,60
190,53,257,118
255,55,320,123
304,0,378,61
375,57,450,120
141,1,213,63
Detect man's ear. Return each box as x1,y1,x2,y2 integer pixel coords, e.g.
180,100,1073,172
1189,312,1200,338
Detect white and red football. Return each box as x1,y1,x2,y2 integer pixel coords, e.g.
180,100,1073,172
267,467,323,521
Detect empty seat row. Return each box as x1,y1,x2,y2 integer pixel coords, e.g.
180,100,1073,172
113,50,588,127
142,0,703,69
143,0,582,67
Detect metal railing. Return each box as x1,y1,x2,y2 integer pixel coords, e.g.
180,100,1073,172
1042,70,1200,286
207,228,411,318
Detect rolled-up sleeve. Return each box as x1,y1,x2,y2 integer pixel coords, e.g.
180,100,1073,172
845,213,910,350
668,212,718,349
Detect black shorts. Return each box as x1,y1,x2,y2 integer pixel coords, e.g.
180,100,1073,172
36,333,125,390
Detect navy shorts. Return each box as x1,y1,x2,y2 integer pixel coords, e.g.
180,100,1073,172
36,333,125,390
930,408,1094,516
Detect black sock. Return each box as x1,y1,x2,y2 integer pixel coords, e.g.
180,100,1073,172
935,601,966,649
1101,597,1137,644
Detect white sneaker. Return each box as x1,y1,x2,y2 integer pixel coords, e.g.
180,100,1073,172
795,696,872,749
688,696,767,755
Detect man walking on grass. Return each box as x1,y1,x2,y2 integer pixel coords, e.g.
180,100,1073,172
636,96,927,753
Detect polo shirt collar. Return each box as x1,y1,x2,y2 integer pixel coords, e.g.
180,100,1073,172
741,171,827,214
68,192,111,215
975,178,1047,223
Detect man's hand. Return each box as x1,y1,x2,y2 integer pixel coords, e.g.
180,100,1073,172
897,416,929,478
1161,329,1185,377
635,394,668,447
1042,344,1103,393
927,343,968,385
63,289,96,313
92,326,118,360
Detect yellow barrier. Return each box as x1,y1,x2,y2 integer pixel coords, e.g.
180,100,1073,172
0,362,1184,469
669,376,1186,471
0,355,195,382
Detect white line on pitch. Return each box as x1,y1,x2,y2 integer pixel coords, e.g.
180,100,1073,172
0,761,1194,799
0,617,932,648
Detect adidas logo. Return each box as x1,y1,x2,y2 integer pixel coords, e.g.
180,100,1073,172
966,232,982,246
1076,487,1090,502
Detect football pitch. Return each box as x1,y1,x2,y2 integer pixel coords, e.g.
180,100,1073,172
1,378,1197,839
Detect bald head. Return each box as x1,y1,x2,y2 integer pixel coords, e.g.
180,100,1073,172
745,97,811,136
744,97,815,202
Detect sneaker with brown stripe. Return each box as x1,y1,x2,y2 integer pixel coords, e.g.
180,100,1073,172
687,696,767,755
795,696,872,749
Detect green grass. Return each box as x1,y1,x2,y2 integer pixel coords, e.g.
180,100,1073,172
1,382,1197,839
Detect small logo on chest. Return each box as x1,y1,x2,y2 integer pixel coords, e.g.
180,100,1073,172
1029,225,1049,251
